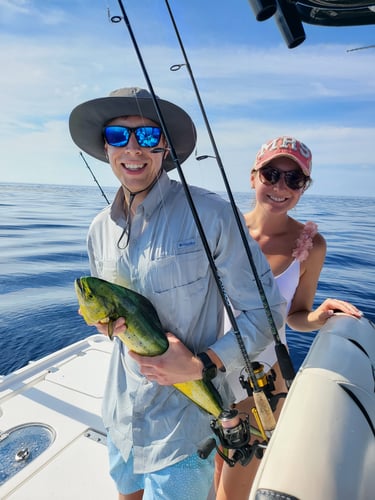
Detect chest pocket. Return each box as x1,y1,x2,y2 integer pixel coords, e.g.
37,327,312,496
148,249,208,294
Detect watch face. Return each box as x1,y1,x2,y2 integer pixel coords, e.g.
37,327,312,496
204,365,217,381
198,352,217,381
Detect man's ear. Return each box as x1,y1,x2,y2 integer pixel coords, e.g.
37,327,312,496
163,141,169,159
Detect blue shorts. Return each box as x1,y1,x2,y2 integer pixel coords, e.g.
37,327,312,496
107,434,215,500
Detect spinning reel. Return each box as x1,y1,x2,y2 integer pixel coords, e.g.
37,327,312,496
198,408,265,466
198,362,286,466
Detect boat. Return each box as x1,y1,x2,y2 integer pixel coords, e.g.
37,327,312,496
249,314,375,500
1,315,374,499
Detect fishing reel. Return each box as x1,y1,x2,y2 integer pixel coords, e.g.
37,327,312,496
240,361,285,412
240,361,275,395
197,363,288,465
198,408,263,467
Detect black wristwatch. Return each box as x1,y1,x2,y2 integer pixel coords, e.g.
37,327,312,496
197,352,217,381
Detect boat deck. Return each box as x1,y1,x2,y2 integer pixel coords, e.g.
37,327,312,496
2,316,374,499
0,334,117,499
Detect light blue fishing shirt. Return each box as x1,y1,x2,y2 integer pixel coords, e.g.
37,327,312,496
87,170,285,474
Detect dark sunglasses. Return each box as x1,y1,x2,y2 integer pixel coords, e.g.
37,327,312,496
256,165,309,190
103,125,162,148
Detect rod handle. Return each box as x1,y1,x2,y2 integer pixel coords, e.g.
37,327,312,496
253,390,276,434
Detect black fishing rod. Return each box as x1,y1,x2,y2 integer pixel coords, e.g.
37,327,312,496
163,0,295,390
113,0,276,439
80,151,110,204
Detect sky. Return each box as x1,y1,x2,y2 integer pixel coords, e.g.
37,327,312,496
1,0,374,196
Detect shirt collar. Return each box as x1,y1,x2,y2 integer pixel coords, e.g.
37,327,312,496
110,169,171,224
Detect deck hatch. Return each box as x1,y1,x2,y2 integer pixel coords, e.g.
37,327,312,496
0,423,55,485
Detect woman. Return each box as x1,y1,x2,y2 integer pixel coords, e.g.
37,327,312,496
215,136,362,500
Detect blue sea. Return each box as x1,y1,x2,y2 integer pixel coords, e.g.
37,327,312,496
1,182,374,376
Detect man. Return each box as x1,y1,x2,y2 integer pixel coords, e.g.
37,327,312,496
69,86,285,500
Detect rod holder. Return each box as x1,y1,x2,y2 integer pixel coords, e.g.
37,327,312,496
248,0,277,21
275,0,306,49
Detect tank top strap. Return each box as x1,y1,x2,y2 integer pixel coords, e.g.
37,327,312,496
292,221,318,262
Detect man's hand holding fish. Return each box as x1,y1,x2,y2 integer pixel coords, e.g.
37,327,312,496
128,332,204,384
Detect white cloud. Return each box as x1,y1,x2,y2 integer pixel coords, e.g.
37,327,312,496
0,0,30,15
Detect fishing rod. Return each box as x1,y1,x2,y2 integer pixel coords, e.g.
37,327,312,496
112,0,276,447
80,151,110,204
346,44,375,52
164,0,295,390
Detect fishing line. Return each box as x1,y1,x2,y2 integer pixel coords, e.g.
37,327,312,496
163,0,295,389
80,152,110,205
112,0,264,400
117,167,163,249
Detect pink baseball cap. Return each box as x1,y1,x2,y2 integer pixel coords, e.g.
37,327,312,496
254,136,312,176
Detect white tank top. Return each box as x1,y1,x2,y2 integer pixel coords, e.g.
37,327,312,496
227,221,318,402
275,258,300,314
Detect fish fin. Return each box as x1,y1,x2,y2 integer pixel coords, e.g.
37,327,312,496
108,320,114,341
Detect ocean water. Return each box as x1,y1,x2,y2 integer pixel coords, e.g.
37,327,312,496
1,182,374,376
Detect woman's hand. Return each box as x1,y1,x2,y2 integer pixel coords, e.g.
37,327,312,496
287,298,363,331
128,332,203,385
309,298,362,325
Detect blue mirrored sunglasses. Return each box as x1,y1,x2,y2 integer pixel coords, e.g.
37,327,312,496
103,125,162,148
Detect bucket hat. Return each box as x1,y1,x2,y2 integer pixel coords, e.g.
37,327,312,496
69,87,197,171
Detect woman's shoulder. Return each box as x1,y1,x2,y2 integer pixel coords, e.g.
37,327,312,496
292,220,325,262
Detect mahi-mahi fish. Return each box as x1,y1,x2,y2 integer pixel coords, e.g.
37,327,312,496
75,276,223,417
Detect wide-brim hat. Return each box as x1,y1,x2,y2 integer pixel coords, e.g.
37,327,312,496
69,87,197,171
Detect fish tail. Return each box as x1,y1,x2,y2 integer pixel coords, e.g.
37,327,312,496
173,379,223,418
